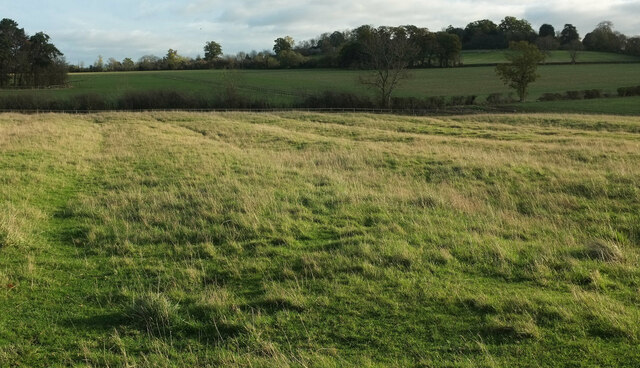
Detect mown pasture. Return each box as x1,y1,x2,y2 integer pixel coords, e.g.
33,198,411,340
1,112,639,366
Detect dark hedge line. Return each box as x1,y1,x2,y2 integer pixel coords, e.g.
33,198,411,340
617,86,640,97
0,90,479,111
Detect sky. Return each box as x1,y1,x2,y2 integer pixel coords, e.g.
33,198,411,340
3,0,640,65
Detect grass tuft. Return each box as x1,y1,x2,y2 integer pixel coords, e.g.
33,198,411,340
583,239,624,262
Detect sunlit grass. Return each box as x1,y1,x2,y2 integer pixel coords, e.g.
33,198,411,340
1,112,639,366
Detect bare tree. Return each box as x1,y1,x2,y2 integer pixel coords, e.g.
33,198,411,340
359,27,418,108
565,40,584,64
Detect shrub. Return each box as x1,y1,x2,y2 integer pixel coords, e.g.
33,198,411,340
583,89,603,99
539,93,564,101
425,96,447,109
302,91,374,109
465,95,478,105
449,95,466,106
118,90,202,110
0,94,48,110
618,86,640,97
68,93,109,111
486,93,515,105
565,90,584,100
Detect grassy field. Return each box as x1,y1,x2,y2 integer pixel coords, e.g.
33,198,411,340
2,63,640,109
511,96,640,115
1,111,640,366
461,50,640,65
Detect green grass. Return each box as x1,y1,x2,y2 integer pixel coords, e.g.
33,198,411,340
1,111,640,366
2,63,640,109
461,50,640,65
511,96,640,115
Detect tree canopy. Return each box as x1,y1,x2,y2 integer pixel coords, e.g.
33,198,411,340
0,18,66,87
496,41,546,102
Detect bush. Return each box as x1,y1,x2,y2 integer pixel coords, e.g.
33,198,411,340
425,96,447,109
118,90,202,110
583,89,603,99
539,93,564,102
68,93,110,111
618,86,640,97
465,95,478,105
486,93,515,105
302,91,374,109
0,94,48,110
565,91,584,100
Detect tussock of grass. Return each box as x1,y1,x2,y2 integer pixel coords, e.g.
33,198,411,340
1,112,640,366
583,239,624,262
128,292,179,336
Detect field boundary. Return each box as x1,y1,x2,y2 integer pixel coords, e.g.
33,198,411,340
460,60,640,67
0,106,508,115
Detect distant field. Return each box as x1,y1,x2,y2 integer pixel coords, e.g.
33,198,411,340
461,50,640,65
2,112,640,366
2,63,640,111
512,96,640,115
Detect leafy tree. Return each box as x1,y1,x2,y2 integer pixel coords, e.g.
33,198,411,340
626,37,640,57
463,19,505,49
496,41,546,102
559,24,579,45
278,49,305,68
164,49,189,70
499,16,535,42
411,27,438,67
93,55,104,72
273,36,294,55
445,26,465,41
539,24,555,38
359,27,418,107
204,41,222,62
338,40,366,68
329,31,345,47
122,57,135,71
28,32,64,86
436,32,462,67
583,21,626,53
536,36,559,56
106,57,121,71
138,55,160,70
0,18,28,86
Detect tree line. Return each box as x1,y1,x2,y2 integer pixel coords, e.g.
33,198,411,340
0,19,67,87
75,17,640,73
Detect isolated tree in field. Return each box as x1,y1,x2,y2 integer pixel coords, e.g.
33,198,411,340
360,27,418,108
496,41,546,102
204,41,222,62
565,39,584,64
